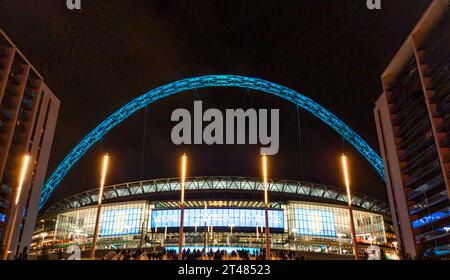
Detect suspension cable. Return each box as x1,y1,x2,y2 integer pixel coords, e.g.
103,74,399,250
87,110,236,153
140,105,149,181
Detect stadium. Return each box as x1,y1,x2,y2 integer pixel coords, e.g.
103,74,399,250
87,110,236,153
30,176,397,260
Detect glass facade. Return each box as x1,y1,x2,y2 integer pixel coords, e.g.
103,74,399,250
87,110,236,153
288,202,387,244
54,202,148,242
293,209,337,237
52,200,387,250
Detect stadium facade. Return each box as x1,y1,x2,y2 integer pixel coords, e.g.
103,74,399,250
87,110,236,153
32,177,397,259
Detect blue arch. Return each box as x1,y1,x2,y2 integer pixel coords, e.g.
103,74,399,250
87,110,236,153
39,75,384,209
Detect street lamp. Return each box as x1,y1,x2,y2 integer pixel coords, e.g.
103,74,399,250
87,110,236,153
178,154,187,260
262,155,271,260
203,203,208,251
230,224,235,235
90,153,110,259
391,241,400,260
163,226,168,246
341,154,359,260
2,154,31,260
229,224,235,246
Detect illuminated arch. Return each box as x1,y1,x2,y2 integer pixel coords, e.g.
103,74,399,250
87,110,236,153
39,75,384,209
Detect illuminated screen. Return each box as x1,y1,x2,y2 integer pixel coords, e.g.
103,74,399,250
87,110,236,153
151,208,284,229
100,208,142,236
294,209,336,237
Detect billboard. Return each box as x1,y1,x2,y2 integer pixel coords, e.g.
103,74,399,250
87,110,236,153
294,208,337,237
151,208,284,229
100,208,142,236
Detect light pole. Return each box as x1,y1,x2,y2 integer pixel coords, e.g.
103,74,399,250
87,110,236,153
90,154,110,259
2,154,31,260
262,155,271,260
229,224,234,246
178,154,187,260
41,232,48,249
392,241,399,259
203,203,208,251
341,154,359,260
163,226,168,246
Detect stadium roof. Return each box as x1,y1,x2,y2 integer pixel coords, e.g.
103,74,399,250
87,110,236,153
43,177,390,216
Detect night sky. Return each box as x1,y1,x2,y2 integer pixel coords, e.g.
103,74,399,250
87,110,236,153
0,0,432,209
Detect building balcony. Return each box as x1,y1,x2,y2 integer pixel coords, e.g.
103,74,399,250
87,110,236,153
0,109,13,121
24,89,36,99
4,86,18,97
404,160,441,188
398,121,431,149
9,75,21,86
438,116,450,132
410,191,449,215
0,120,9,133
22,98,33,110
400,131,435,162
0,196,10,209
402,145,437,175
407,174,445,201
0,184,12,195
412,206,450,230
436,96,450,115
415,225,450,245
1,95,16,110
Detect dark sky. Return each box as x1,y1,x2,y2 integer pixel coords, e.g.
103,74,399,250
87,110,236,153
0,0,432,208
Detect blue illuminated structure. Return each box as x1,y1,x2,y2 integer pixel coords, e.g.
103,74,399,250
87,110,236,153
39,75,385,209
412,207,450,229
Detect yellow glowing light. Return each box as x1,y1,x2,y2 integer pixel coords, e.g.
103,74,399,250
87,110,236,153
262,155,269,205
14,154,31,206
180,154,187,205
98,154,110,205
341,154,352,205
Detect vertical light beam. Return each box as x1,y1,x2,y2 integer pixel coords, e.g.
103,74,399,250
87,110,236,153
2,154,31,260
14,155,31,206
90,153,109,259
341,154,359,260
262,155,271,260
178,154,187,260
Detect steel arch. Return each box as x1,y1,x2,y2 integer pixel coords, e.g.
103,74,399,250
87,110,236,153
39,75,384,209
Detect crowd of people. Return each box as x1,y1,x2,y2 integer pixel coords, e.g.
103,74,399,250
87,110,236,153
106,247,305,261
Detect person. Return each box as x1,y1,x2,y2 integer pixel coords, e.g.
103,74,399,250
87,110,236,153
214,249,222,260
17,247,29,260
58,249,64,260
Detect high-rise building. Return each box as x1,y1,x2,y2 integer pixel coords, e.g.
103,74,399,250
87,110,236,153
374,0,450,259
0,29,60,257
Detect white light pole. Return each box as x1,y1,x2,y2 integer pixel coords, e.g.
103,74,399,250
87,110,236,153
41,232,48,249
262,155,271,260
392,241,399,259
90,154,110,259
341,154,359,260
178,154,187,260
